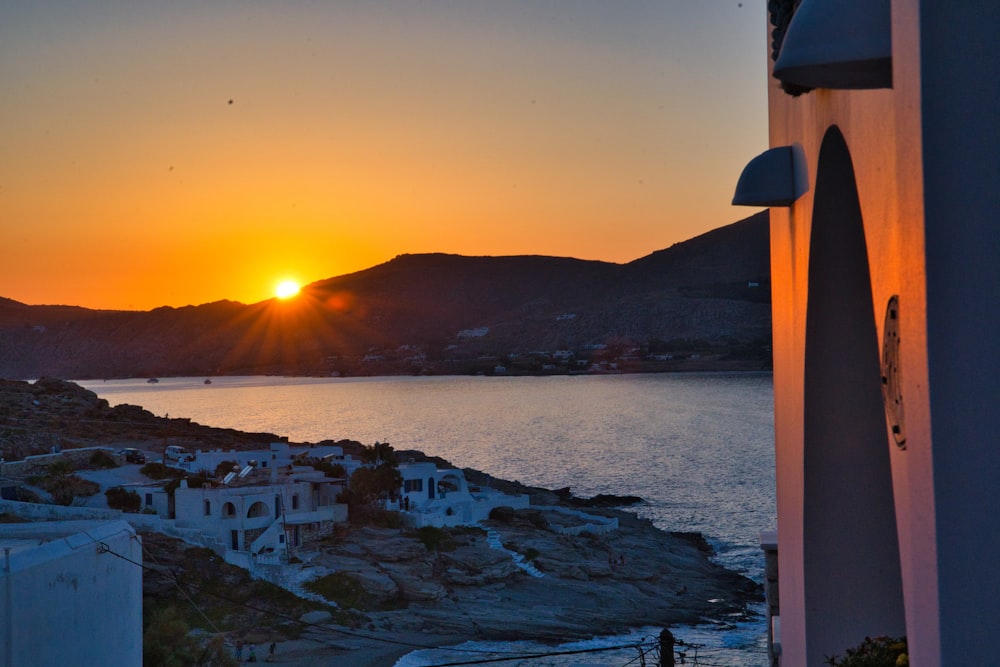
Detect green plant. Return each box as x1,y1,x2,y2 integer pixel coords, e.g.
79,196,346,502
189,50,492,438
47,459,75,476
408,526,458,552
141,462,184,480
106,486,142,512
825,636,908,667
214,460,239,478
348,465,402,507
143,606,237,667
304,572,382,611
37,473,100,505
88,450,118,469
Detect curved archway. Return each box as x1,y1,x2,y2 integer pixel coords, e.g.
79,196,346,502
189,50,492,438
802,126,905,662
247,501,269,519
222,502,236,518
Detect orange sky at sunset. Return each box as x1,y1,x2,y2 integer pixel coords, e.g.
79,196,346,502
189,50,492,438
1,2,767,310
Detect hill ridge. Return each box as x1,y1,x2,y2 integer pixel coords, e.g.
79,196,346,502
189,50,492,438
0,212,770,378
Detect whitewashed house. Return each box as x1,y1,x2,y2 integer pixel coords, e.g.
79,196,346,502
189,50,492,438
170,441,361,479
392,461,529,528
142,466,347,565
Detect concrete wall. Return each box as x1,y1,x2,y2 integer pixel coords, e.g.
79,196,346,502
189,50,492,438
763,1,1000,664
0,521,142,667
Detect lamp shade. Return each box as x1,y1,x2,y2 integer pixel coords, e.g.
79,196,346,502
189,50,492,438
773,0,892,90
732,146,804,207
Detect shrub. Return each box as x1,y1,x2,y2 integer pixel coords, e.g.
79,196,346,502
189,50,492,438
143,606,237,667
348,506,402,528
825,636,908,667
106,487,142,513
304,572,381,611
38,474,100,505
141,462,183,480
47,459,75,476
88,450,118,469
214,460,240,478
408,526,457,552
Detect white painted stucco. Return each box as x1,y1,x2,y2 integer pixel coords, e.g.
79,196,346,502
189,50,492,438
0,520,142,667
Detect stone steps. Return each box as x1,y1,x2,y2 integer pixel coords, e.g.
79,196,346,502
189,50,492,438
484,527,544,578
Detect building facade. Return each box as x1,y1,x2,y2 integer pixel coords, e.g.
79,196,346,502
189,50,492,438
735,1,1000,664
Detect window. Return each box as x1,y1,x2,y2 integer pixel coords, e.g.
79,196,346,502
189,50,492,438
204,499,211,516
223,502,236,518
145,493,153,506
292,494,300,510
404,479,423,493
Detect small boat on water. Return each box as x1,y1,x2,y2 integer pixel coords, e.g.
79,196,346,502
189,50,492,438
146,378,159,384
204,379,212,385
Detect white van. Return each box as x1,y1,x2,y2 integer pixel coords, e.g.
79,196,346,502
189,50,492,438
164,445,193,463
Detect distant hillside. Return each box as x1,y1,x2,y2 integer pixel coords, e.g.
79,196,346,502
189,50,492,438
0,212,771,379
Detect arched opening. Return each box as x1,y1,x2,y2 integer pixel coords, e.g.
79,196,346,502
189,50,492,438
802,126,906,662
222,502,236,518
427,477,435,500
247,501,269,519
203,499,211,516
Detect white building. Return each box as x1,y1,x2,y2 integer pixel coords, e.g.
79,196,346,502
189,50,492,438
733,1,1000,664
142,467,347,564
170,441,361,479
0,520,142,667
393,461,530,528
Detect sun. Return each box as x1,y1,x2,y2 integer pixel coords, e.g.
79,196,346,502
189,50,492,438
275,279,301,299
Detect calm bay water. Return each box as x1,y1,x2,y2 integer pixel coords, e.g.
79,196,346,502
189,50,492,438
81,372,775,665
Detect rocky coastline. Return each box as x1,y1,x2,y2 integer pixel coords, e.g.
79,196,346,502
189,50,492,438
0,378,763,664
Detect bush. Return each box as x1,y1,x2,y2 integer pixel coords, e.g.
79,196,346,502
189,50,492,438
38,474,100,505
88,450,118,469
141,462,183,480
825,636,908,667
348,506,402,528
106,487,142,512
408,526,457,552
214,460,240,478
143,606,237,667
303,572,385,611
47,459,75,476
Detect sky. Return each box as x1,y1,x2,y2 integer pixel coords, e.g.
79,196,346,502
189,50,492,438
1,1,768,311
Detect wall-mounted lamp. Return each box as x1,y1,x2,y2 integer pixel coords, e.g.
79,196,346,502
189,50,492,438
773,0,892,90
732,146,805,207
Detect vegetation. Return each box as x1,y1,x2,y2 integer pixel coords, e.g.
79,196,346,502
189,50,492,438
140,532,354,652
344,441,403,525
307,458,347,478
29,461,100,506
825,636,908,667
303,572,401,612
105,486,142,513
408,526,458,552
142,606,237,667
213,460,240,478
46,459,75,477
88,450,118,469
141,462,185,481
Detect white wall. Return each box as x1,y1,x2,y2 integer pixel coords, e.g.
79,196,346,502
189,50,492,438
0,521,142,667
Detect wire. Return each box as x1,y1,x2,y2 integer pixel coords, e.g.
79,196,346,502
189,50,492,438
404,641,658,667
99,542,742,667
101,541,659,661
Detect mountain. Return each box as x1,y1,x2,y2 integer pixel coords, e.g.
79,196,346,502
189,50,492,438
0,212,771,379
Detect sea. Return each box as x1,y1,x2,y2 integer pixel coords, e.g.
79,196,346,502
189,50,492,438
80,372,776,667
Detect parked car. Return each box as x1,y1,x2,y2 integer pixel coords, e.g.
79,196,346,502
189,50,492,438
117,448,146,464
164,445,194,464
